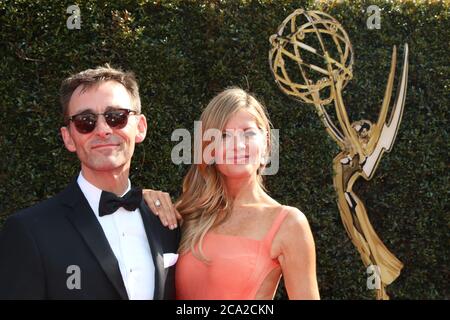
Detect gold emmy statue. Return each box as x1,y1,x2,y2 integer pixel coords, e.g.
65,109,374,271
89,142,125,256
269,9,408,299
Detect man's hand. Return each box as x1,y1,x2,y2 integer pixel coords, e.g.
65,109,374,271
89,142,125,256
142,189,182,230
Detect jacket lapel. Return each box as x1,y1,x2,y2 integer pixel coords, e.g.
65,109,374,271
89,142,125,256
61,180,129,300
139,202,167,300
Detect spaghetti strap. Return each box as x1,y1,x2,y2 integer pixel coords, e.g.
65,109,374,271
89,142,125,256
263,206,289,246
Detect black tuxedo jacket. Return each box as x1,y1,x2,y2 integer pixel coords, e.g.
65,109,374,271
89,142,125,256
0,179,180,299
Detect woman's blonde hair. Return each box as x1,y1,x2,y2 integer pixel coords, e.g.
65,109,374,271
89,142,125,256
176,87,273,261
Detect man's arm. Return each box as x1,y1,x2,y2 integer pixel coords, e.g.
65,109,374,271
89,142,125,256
0,214,46,299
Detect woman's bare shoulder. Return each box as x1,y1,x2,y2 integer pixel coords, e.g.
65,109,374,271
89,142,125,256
271,205,313,257
282,205,308,223
278,206,312,243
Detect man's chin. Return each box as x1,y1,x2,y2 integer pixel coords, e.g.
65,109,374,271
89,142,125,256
88,159,129,172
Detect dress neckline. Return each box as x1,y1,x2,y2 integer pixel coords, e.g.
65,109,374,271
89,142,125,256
207,232,263,243
206,205,287,243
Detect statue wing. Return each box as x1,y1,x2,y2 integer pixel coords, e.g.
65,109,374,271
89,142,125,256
362,44,409,180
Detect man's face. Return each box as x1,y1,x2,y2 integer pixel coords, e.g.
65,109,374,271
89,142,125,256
61,80,147,174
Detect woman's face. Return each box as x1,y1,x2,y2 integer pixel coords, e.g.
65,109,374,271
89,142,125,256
214,109,267,179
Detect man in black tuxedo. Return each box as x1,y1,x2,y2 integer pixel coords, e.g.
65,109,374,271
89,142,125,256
0,65,180,299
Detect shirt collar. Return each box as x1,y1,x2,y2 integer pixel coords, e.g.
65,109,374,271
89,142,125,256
77,172,131,217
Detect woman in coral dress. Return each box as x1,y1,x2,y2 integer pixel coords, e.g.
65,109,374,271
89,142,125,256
145,88,319,299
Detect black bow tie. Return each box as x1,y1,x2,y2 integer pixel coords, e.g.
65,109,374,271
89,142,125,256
98,187,142,217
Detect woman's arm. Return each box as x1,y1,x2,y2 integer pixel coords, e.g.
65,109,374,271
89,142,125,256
277,207,320,300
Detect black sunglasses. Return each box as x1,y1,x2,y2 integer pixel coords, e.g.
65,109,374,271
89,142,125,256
67,108,139,134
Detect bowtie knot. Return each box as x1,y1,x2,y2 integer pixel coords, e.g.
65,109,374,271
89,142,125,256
99,187,142,217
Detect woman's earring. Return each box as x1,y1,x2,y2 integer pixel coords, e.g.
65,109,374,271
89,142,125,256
260,156,266,165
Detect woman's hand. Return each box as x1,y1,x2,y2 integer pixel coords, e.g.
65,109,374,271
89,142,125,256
142,189,182,230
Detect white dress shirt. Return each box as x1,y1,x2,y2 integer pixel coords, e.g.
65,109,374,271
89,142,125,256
77,172,155,300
